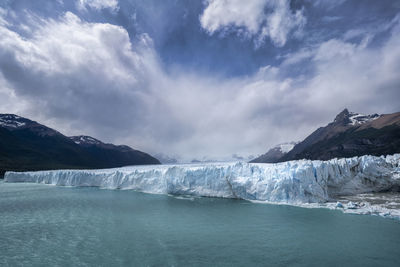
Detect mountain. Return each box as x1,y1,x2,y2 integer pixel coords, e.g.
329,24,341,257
251,142,298,163
252,109,400,163
154,153,179,164
0,114,160,177
67,135,160,167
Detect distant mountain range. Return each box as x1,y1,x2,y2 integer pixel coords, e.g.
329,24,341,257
0,114,160,176
251,109,400,163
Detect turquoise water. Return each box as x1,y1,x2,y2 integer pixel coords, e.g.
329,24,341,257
1,182,399,267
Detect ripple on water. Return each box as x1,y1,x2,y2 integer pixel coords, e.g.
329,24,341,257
0,182,400,267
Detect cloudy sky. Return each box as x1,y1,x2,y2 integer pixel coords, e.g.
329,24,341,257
0,0,399,161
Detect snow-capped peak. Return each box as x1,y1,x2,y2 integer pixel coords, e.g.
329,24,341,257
348,112,380,125
70,135,102,145
334,109,380,126
0,114,27,129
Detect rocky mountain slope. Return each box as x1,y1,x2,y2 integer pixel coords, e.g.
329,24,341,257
251,142,298,163
252,109,400,163
0,114,160,177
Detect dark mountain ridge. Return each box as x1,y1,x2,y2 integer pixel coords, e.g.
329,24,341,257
0,114,160,177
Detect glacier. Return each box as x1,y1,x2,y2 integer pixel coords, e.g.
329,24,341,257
4,154,400,204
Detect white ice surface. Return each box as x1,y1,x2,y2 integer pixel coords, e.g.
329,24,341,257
5,154,400,205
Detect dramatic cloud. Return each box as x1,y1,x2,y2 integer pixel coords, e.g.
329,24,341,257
0,1,399,161
200,0,306,47
0,12,157,140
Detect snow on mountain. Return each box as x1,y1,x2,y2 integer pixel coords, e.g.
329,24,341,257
0,114,26,129
279,109,400,162
0,113,62,137
253,109,385,164
277,142,298,153
348,112,380,126
69,135,103,145
0,114,160,176
5,154,400,205
333,109,380,126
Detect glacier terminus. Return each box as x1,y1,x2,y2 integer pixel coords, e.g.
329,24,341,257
5,154,400,208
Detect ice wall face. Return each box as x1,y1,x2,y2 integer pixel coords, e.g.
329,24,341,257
5,154,400,204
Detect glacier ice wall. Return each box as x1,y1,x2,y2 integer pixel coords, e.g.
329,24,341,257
4,154,400,203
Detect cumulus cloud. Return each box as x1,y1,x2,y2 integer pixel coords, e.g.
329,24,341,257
0,12,157,142
200,0,306,47
77,0,119,12
0,9,399,161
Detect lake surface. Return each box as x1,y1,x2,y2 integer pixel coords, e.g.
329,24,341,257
1,182,399,267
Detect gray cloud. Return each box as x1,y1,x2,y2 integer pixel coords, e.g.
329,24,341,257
0,3,399,162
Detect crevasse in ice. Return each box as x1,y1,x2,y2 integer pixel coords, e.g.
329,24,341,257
4,154,400,203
